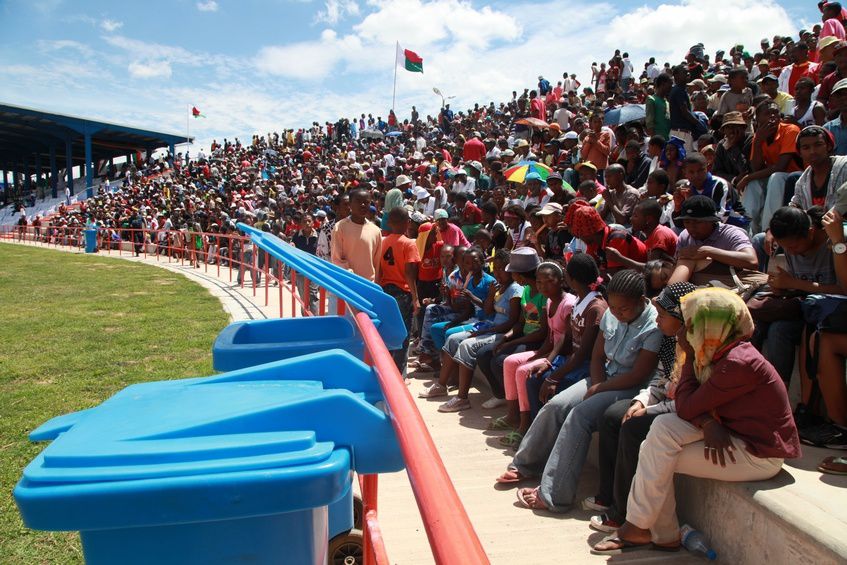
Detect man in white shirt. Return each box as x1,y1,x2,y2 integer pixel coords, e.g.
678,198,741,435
563,73,580,94
621,53,635,92
553,105,572,130
451,169,476,194
645,57,661,80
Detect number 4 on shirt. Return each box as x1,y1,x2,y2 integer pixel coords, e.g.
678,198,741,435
383,247,395,266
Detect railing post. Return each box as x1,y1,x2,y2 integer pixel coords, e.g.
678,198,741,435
290,270,297,318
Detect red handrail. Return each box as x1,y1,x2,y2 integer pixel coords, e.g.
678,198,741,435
353,311,489,565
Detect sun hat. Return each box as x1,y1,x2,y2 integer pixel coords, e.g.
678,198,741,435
537,202,564,216
505,247,542,273
395,174,412,187
720,111,747,128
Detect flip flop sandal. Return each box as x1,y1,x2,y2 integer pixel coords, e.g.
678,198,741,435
498,431,524,448
516,487,547,510
487,416,515,431
495,468,526,484
590,536,653,556
818,455,847,475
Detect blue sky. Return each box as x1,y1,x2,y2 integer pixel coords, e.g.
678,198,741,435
0,0,822,150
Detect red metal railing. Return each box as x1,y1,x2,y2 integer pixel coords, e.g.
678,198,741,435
1,223,489,565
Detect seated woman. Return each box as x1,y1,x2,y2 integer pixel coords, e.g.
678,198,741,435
496,270,662,513
475,248,548,406
592,287,801,555
525,254,608,419
586,282,696,533
418,250,522,411
494,262,576,447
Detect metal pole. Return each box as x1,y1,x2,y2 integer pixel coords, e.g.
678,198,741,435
392,41,398,113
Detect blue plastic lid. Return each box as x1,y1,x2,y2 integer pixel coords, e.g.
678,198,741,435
15,350,403,531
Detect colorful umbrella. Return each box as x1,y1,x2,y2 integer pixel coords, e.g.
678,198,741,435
515,117,550,129
503,161,553,183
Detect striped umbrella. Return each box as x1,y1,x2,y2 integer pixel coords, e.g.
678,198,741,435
503,161,553,183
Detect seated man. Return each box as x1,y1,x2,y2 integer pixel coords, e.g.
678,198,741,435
599,164,640,227
668,195,759,287
737,100,803,234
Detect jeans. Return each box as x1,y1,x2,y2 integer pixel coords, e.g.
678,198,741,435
597,399,660,523
742,172,801,234
295,274,319,316
511,377,642,512
383,284,414,375
476,341,528,399
432,321,475,352
525,359,591,419
419,304,458,354
756,319,804,384
237,249,260,285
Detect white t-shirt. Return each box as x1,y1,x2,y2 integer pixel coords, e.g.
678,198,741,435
452,177,476,194
553,108,571,129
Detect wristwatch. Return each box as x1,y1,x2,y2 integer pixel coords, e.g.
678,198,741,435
834,242,847,255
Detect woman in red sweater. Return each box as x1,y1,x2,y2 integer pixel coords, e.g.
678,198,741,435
592,287,801,555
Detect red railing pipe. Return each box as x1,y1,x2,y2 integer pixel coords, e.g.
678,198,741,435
353,312,489,565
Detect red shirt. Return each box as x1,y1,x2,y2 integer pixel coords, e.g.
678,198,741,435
587,226,647,270
463,138,486,162
787,61,819,95
462,202,483,225
419,241,444,282
644,224,678,258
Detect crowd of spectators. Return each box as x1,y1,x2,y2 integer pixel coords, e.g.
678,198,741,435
16,2,847,554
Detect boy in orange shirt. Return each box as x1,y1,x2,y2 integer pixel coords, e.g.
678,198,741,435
379,207,421,374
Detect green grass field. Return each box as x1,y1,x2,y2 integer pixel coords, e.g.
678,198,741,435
0,244,230,564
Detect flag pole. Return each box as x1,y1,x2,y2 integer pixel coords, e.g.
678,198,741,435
392,41,398,113
186,104,190,147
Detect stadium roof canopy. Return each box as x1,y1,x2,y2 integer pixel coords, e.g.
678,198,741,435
0,102,191,197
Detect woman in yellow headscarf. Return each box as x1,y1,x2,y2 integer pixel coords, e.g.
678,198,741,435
592,287,801,556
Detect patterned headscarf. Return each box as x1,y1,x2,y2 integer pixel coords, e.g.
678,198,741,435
680,287,754,383
659,136,687,169
564,199,605,239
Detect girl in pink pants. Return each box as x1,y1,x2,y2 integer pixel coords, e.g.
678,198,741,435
499,262,575,447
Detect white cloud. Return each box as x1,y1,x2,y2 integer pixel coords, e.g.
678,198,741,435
315,0,359,25
196,0,219,12
100,18,123,32
128,60,172,79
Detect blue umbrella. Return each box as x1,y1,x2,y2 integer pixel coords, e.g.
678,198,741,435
603,104,646,126
385,131,403,137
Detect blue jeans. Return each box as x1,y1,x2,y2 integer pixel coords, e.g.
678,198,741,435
512,377,642,511
419,304,457,354
525,358,591,419
432,321,475,352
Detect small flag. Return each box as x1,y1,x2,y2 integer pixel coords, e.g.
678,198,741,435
396,44,423,73
192,106,206,118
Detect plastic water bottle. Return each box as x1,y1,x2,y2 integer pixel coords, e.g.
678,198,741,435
680,524,717,560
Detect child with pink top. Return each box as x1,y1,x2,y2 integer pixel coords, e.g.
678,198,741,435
496,262,576,447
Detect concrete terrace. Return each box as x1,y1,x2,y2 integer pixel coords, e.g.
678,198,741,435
3,237,844,565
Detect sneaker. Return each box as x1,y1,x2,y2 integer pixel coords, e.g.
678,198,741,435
794,403,823,430
438,397,471,413
418,383,448,399
589,513,621,533
481,397,507,409
581,496,610,512
800,422,847,449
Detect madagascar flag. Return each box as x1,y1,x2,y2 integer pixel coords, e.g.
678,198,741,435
396,44,423,73
192,106,206,118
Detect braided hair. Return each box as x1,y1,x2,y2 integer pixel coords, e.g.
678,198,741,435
566,253,600,287
607,269,646,299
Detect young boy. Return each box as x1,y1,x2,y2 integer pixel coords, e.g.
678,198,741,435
378,207,421,374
